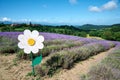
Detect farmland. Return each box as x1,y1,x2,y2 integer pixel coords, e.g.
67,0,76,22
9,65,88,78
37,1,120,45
0,32,120,80
1,0,120,79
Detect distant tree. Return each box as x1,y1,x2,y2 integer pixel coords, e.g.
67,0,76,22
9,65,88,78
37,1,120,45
102,30,114,40
111,26,120,32
1,26,11,31
114,32,120,41
0,23,5,27
89,31,99,36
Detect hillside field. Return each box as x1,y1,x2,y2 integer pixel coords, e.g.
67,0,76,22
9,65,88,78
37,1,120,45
0,32,120,80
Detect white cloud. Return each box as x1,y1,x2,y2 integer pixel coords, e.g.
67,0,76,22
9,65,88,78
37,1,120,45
69,0,77,5
102,0,117,10
89,0,118,12
1,17,11,21
89,6,101,12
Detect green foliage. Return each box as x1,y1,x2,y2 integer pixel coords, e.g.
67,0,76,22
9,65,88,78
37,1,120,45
0,46,18,53
12,58,18,66
0,23,120,41
111,25,120,32
32,54,42,67
16,50,29,59
89,31,100,37
114,32,120,41
78,24,111,30
0,26,14,32
26,72,33,77
102,30,114,40
0,23,87,37
89,25,120,41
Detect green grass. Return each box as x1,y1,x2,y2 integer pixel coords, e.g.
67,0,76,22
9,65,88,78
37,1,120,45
14,28,25,31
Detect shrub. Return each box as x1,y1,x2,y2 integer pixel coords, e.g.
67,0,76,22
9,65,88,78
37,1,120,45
16,50,30,60
41,40,86,57
44,39,67,46
36,63,50,77
80,46,120,80
0,46,18,53
0,36,18,54
37,41,115,77
16,50,42,60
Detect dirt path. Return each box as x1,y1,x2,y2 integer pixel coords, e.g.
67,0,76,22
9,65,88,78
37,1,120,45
0,54,33,80
0,48,114,80
44,48,115,80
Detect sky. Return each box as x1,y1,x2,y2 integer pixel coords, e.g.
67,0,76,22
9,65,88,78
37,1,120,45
0,0,120,25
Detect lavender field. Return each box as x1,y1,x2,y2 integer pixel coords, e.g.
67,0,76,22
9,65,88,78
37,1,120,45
0,32,120,80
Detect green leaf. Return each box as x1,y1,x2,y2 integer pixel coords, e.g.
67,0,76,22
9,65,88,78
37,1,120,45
32,54,42,67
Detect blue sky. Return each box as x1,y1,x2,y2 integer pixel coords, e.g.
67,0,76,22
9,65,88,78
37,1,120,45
0,0,120,25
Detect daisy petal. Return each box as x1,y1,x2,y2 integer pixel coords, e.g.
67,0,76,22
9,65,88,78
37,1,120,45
18,34,24,41
36,42,44,49
18,42,24,49
24,47,31,54
32,30,39,36
24,29,31,39
37,35,44,42
31,30,39,40
32,48,39,54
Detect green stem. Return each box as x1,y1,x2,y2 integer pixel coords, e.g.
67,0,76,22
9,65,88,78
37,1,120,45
31,52,35,76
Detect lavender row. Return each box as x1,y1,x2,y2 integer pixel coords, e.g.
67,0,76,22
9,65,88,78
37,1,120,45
42,40,88,57
44,39,67,46
0,32,100,42
37,41,116,77
0,36,18,53
81,43,120,80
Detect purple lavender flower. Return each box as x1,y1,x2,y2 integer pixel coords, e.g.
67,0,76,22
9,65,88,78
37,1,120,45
0,32,120,47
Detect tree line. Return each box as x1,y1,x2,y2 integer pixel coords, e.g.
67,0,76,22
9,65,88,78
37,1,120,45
0,23,120,41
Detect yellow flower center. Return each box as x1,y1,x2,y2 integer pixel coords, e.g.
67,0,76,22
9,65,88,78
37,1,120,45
28,38,35,46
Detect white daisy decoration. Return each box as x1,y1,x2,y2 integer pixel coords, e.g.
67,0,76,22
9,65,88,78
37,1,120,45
18,29,44,54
